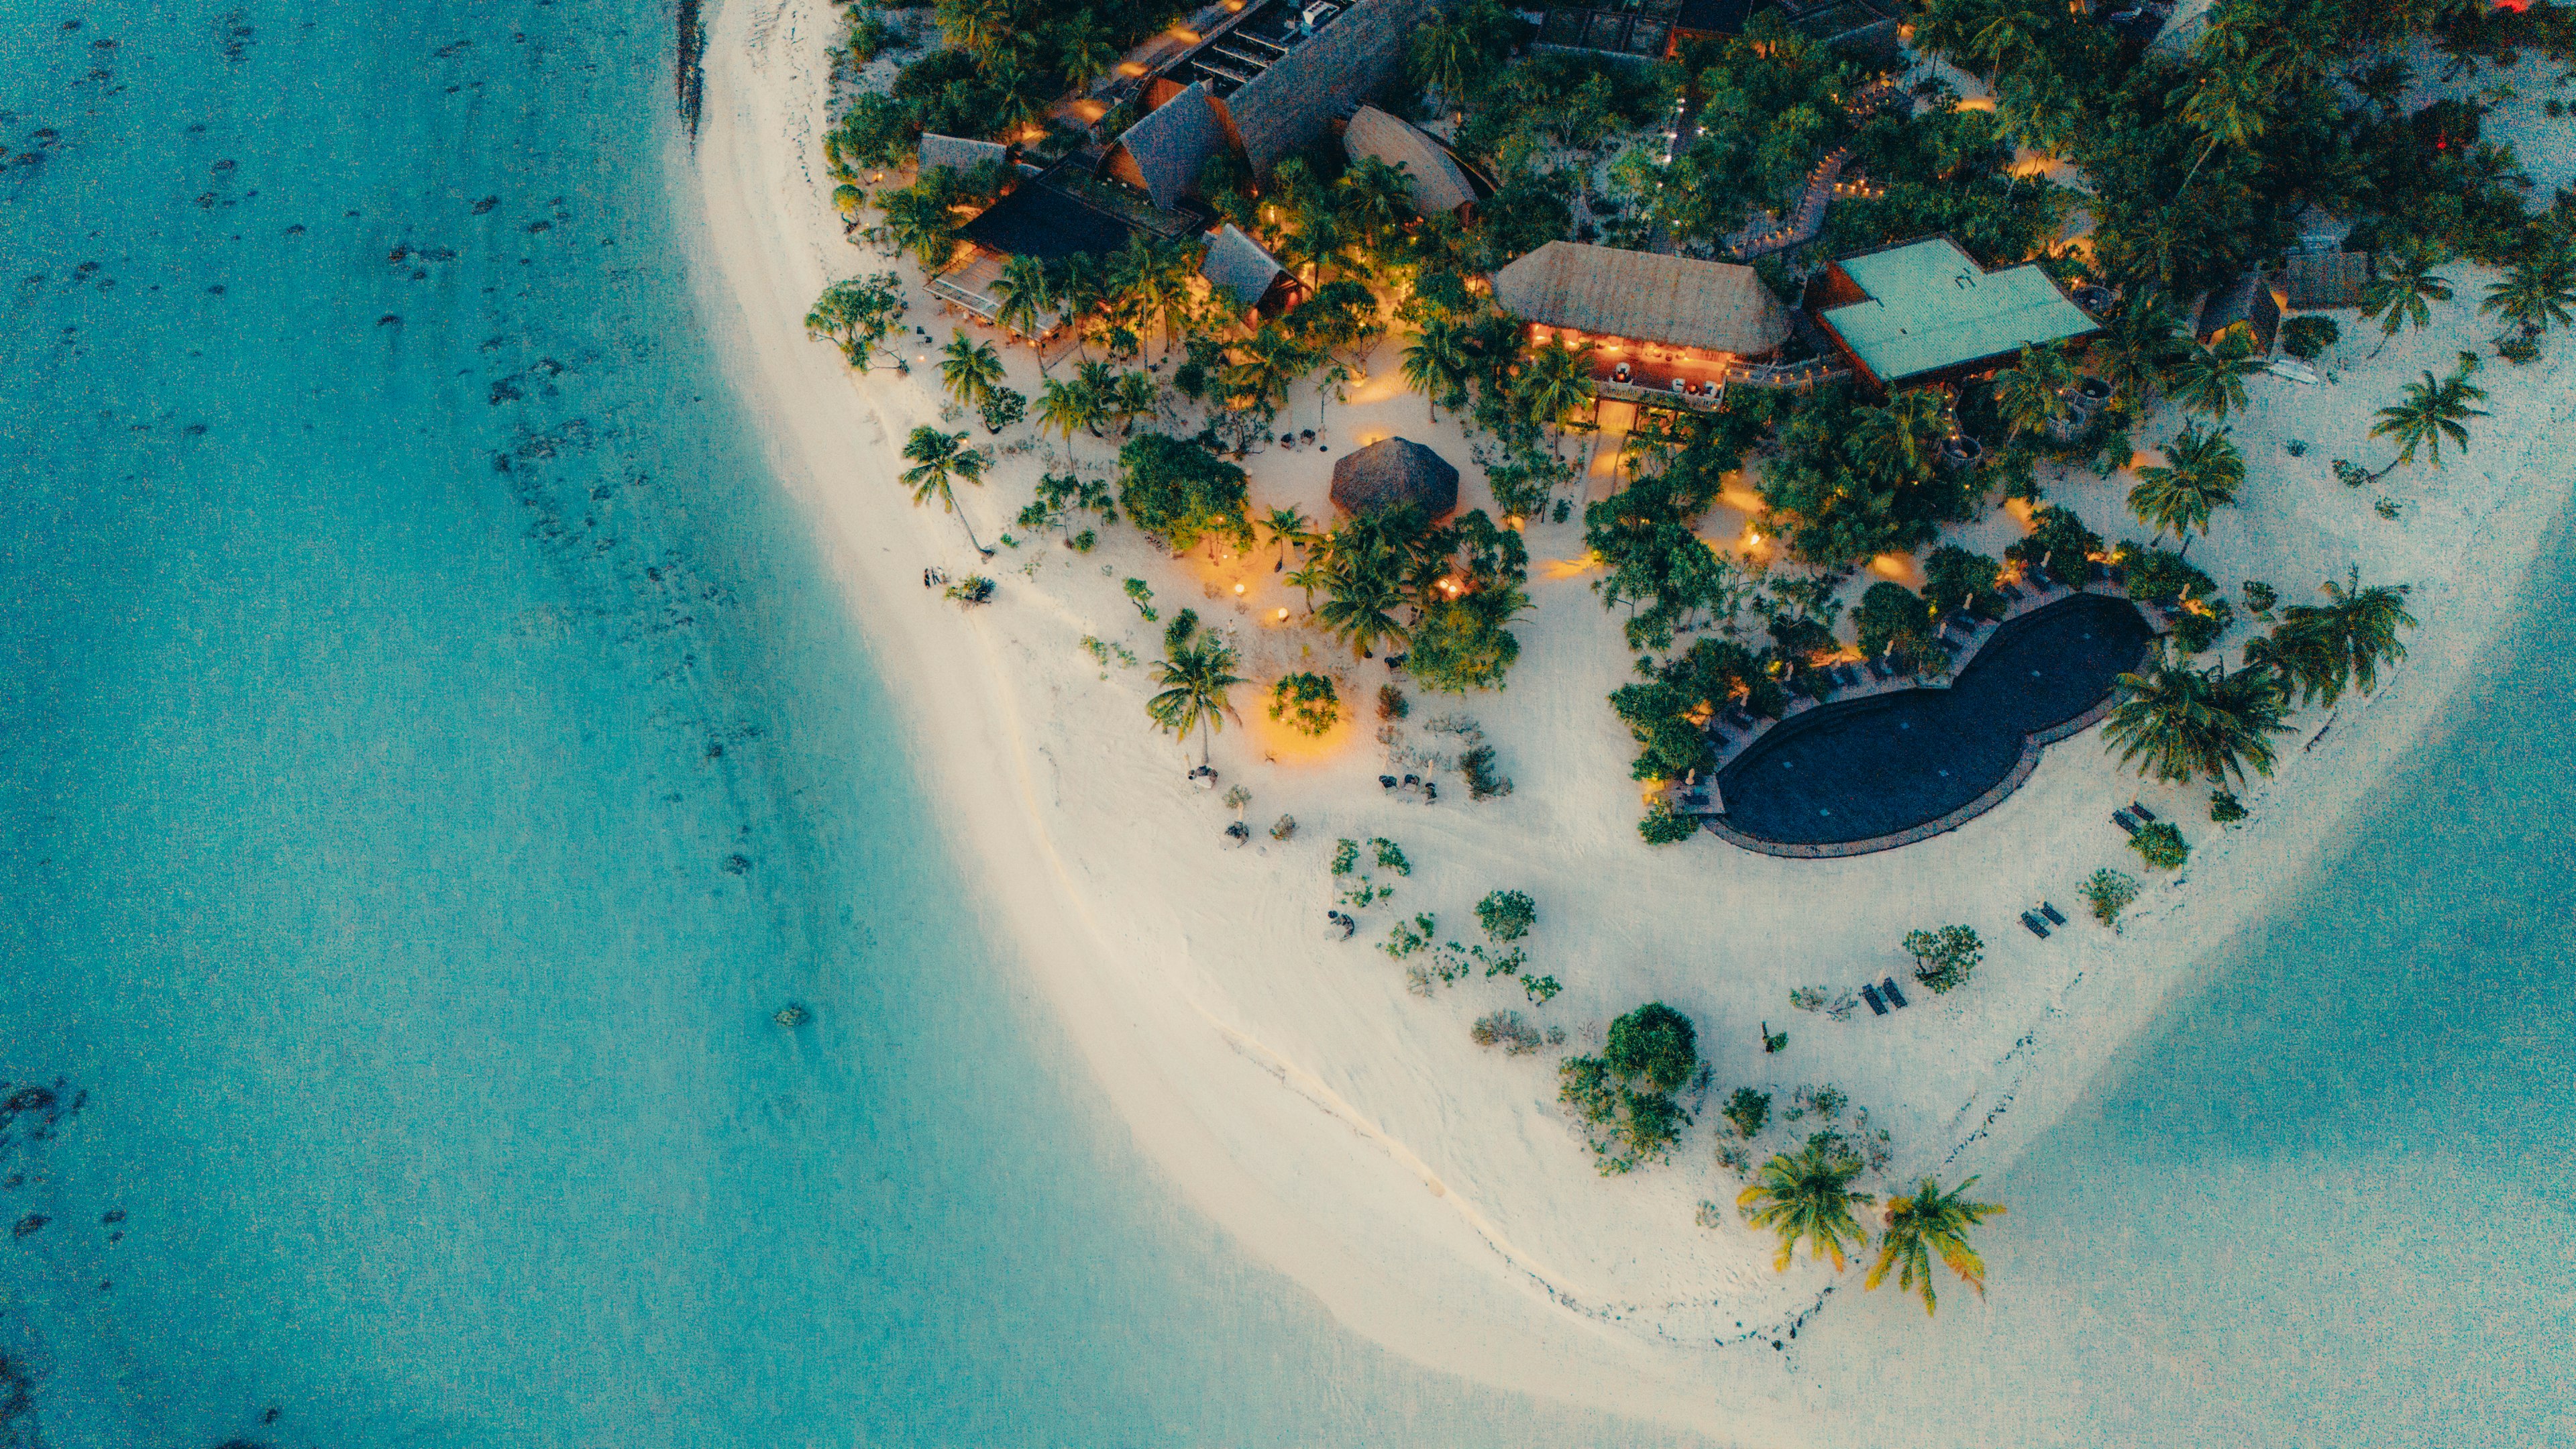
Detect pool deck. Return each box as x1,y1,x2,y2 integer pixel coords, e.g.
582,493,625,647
1674,580,2165,859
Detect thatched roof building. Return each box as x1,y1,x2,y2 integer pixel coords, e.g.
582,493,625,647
1199,224,1290,311
1491,241,1792,357
1102,83,1225,211
2195,271,2284,353
2283,252,2370,311
1331,437,1458,518
918,133,1010,176
1342,106,1477,215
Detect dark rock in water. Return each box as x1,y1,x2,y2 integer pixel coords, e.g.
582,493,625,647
101,1210,125,1225
11,1214,47,1239
378,314,400,327
721,853,750,875
472,196,498,215
2,1087,54,1114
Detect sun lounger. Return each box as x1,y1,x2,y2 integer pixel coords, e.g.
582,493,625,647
2039,901,2067,926
2021,910,2051,938
2112,810,2141,835
1996,582,2025,602
1879,977,1909,1008
1866,655,1893,681
1724,706,1756,731
1836,664,1863,688
1861,983,1888,1015
2129,800,2158,822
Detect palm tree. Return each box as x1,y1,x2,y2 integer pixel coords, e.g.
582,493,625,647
1112,370,1161,437
938,331,1006,413
2167,333,2261,421
1052,11,1119,94
1515,337,1597,451
1146,636,1245,765
1409,14,1485,119
1737,1134,1874,1273
2177,59,2269,195
2129,425,2245,553
1282,201,1359,289
2094,292,2188,402
2482,246,2576,336
2103,645,2292,786
1401,317,1473,422
1037,376,1091,458
1262,506,1313,571
1867,1176,2005,1316
1071,360,1122,437
898,425,994,555
1316,556,1411,659
2267,570,2417,706
1339,156,1415,252
991,254,1057,370
2361,240,2454,341
1965,12,2039,78
1992,342,2076,439
1224,325,1313,423
1847,387,1948,485
879,186,961,269
2369,361,2489,470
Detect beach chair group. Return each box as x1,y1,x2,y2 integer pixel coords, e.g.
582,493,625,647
2020,901,2069,938
1859,976,1911,1016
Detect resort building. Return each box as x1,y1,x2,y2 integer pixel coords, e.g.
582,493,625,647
1490,240,1795,405
1104,0,1436,195
2282,250,2371,312
916,133,1010,177
2194,270,2285,354
1341,105,1481,217
1331,437,1459,519
1199,223,1299,320
1807,236,2099,394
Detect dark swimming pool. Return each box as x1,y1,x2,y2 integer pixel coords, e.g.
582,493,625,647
1715,592,2156,847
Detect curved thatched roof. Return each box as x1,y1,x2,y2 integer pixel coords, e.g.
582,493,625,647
1331,437,1459,518
1492,241,1790,357
1228,0,1437,174
1342,107,1475,215
918,133,1008,176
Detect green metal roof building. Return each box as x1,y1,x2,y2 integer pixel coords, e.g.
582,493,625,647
1809,237,2100,392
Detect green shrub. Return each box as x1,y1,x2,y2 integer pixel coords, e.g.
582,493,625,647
1268,672,1340,736
1116,432,1252,551
1855,580,1934,661
2131,821,2190,869
977,386,1025,434
1379,912,1437,959
1376,682,1408,720
1476,890,1537,943
2209,790,2247,824
1722,1087,1772,1140
1163,608,1199,652
1903,924,1983,994
2114,542,2217,606
2169,596,2233,653
1605,1002,1698,1093
1460,744,1514,800
1639,802,1699,845
2241,580,2277,618
2082,867,2141,925
2279,315,2340,361
2496,333,2542,365
1122,577,1157,620
1371,837,1411,875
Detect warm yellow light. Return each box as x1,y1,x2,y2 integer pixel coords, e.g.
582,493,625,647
1233,583,1246,596
1276,607,1290,621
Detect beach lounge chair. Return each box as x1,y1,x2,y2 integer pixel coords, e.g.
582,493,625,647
1861,983,1888,1016
1880,977,1909,1008
2021,910,2051,938
1724,706,1756,731
2039,901,2068,926
2112,810,2141,835
1836,664,1863,688
1866,655,1893,681
2129,800,2159,822
1996,582,2025,603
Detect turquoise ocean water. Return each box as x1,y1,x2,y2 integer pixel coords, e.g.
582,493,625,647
2,1,2565,1445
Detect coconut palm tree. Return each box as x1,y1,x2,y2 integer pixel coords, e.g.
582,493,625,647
1515,337,1596,451
1110,370,1160,437
898,425,994,555
2369,360,2489,470
1401,317,1474,422
1867,1176,2006,1316
1282,201,1359,289
1262,505,1314,572
1052,11,1119,95
2095,292,2188,402
1224,325,1313,423
1966,11,2039,78
1992,341,2076,439
2361,239,2454,340
938,331,1006,413
1036,376,1092,458
1071,360,1122,437
2129,425,2245,552
1146,635,1245,765
2167,332,2261,421
2104,645,2292,786
1339,156,1416,252
991,254,1057,370
2483,246,2576,336
1409,13,1485,119
1316,558,1411,660
2267,570,2417,706
1737,1134,1874,1273
879,186,961,269
2178,58,2269,195
1848,387,1949,486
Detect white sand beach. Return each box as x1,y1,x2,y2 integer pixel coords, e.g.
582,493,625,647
685,1,2573,1432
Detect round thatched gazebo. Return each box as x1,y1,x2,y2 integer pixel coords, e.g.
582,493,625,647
1330,437,1460,519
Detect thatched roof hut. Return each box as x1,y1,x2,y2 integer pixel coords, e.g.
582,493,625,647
1342,106,1477,215
2283,252,2369,311
1103,83,1224,211
1224,0,1436,174
1331,437,1459,518
1200,224,1289,310
1492,241,1791,356
919,133,1009,176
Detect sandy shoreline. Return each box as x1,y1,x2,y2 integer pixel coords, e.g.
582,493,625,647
678,0,2573,1434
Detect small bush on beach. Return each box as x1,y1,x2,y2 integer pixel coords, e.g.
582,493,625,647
1376,682,1409,720
977,386,1025,435
1903,925,1983,994
1380,913,1437,960
2131,821,2191,869
1521,973,1562,1005
1270,814,1296,841
1268,672,1340,736
1122,577,1157,621
1606,1002,1699,1093
1638,802,1699,845
2082,867,2141,925
1476,890,1536,943
1163,608,1199,651
1723,1087,1773,1140
2241,580,2277,619
2280,315,2340,361
1372,838,1411,875
943,575,996,606
1460,743,1514,800
2208,790,2247,824
1118,432,1252,552
1470,1010,1555,1056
